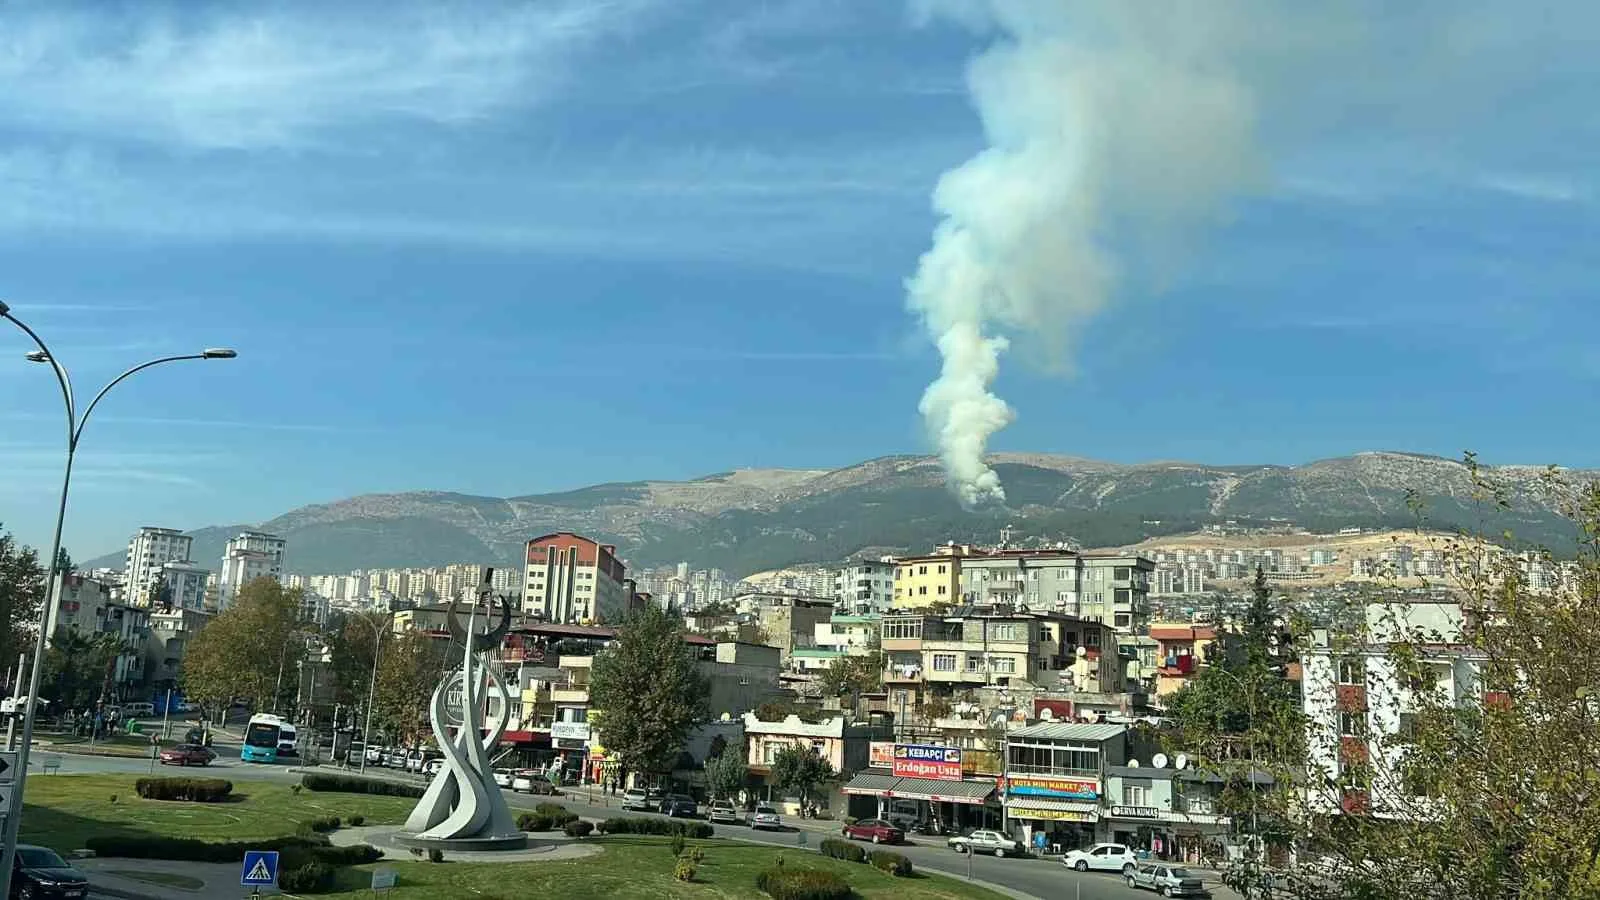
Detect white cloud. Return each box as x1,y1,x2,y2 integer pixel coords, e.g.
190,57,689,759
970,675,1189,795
0,1,655,151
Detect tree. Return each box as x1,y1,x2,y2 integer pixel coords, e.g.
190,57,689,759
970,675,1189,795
920,695,954,722
54,547,73,576
818,651,882,700
705,739,748,800
182,578,308,716
0,526,46,680
323,611,387,714
42,630,123,710
369,630,451,745
770,743,835,808
588,603,709,778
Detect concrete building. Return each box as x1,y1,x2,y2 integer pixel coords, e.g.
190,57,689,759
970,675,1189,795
1148,623,1217,700
834,560,896,614
216,531,286,608
748,594,834,663
50,574,148,698
145,607,213,689
1002,722,1129,849
523,532,629,624
159,560,211,611
893,552,964,609
124,527,193,607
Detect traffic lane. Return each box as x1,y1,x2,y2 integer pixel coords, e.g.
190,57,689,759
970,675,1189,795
28,751,306,781
495,791,1183,900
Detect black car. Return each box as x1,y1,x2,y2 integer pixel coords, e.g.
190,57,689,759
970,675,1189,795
11,845,89,899
660,794,698,818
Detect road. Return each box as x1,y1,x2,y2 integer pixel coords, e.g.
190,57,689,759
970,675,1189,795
37,750,1239,900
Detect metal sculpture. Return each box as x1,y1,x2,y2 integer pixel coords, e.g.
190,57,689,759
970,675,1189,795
400,570,525,848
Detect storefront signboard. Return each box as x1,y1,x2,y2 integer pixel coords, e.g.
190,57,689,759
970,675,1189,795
1009,806,1094,822
869,742,896,767
1110,805,1161,819
551,721,591,741
892,744,962,781
1005,775,1099,801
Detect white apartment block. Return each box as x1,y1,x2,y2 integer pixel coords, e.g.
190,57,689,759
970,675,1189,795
299,590,330,627
160,560,211,611
124,527,193,607
216,531,286,608
833,559,895,614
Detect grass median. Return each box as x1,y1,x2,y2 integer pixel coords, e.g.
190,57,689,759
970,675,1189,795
19,774,415,852
320,836,1008,899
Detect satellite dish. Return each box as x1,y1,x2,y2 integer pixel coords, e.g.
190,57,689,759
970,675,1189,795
1175,753,1190,770
1153,753,1169,769
1039,708,1055,721
1129,759,1141,768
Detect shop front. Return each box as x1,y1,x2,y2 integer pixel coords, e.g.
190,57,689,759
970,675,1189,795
841,768,1000,832
551,721,591,782
1003,773,1101,852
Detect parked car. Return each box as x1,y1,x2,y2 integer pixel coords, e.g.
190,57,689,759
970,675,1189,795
661,794,698,818
493,769,514,788
11,844,89,899
121,702,156,718
645,787,664,805
747,805,782,831
1062,842,1138,873
841,818,903,844
947,829,1020,858
707,799,740,824
158,744,216,767
382,749,405,768
1127,863,1209,897
621,788,652,811
365,745,384,765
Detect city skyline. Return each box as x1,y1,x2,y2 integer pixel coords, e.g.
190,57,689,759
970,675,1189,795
1,1,1597,556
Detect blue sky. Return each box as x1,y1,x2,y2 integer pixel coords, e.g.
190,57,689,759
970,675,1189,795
0,0,1596,558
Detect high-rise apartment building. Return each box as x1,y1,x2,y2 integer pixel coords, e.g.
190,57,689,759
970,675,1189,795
217,531,286,608
523,532,628,624
834,559,896,614
124,527,193,607
160,560,211,611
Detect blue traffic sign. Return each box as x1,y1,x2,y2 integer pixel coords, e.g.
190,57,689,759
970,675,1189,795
241,850,280,887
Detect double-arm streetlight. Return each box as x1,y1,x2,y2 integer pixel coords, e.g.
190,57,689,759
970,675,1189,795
0,300,235,894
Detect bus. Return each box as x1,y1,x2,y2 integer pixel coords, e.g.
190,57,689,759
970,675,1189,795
241,713,299,763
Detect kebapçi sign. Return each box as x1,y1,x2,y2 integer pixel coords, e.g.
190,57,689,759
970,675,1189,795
892,743,962,781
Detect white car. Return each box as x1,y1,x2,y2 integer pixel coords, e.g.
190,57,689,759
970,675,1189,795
747,805,781,830
493,769,514,788
621,788,652,811
707,800,741,824
947,829,1021,858
1062,842,1138,873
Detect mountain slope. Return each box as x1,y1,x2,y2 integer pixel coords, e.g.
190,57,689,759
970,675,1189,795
80,452,1590,577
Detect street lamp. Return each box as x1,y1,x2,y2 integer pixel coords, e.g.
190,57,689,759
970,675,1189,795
356,612,393,774
0,300,235,895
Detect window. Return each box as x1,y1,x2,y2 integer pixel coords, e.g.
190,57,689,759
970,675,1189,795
918,566,928,575
1065,631,1078,647
1115,567,1131,581
1085,630,1102,648
992,623,1019,641
1114,588,1131,604
1039,626,1053,642
938,565,948,574
1338,711,1365,737
1114,613,1131,628
933,653,957,672
991,656,1015,674
1337,658,1365,685
966,655,983,672
918,586,928,596
1122,779,1152,806
937,585,948,595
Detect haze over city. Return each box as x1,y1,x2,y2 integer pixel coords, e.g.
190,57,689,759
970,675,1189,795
2,0,1596,557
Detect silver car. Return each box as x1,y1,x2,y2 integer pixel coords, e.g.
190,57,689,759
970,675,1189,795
747,805,781,830
947,829,1021,858
1127,863,1209,897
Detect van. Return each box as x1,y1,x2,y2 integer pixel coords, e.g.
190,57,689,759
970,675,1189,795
122,702,156,718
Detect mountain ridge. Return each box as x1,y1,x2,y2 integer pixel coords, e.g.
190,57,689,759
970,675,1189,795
79,451,1591,577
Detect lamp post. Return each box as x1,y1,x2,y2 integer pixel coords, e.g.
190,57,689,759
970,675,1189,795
0,300,235,896
357,612,392,774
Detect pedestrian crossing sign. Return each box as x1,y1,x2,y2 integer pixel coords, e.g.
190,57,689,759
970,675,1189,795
241,850,280,887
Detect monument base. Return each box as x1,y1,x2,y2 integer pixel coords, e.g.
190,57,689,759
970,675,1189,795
392,831,529,852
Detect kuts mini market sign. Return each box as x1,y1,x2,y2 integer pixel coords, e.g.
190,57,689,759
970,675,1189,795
891,744,962,781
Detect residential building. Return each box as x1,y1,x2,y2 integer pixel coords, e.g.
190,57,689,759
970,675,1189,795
1148,623,1217,699
523,532,629,624
1101,762,1237,863
145,607,213,690
893,553,963,609
1002,721,1129,849
50,574,149,699
159,560,211,611
124,527,193,607
216,531,286,608
299,590,330,627
1077,554,1154,632
48,574,115,638
743,711,884,812
812,614,880,656
751,595,834,663
834,559,896,614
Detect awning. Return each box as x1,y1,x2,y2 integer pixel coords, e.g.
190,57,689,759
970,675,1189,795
843,771,902,796
841,772,998,806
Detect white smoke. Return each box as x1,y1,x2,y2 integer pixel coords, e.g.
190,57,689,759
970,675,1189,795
908,0,1300,504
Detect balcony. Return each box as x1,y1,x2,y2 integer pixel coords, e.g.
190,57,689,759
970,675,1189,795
550,684,590,704
884,666,923,683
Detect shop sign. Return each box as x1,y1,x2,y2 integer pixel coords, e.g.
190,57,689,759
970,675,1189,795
1006,775,1099,801
551,721,591,741
555,738,585,750
1110,805,1161,819
869,742,896,767
892,744,962,781
1010,806,1094,822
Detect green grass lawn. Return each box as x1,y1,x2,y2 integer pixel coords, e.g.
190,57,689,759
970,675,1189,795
44,734,180,758
19,775,415,852
321,837,1008,900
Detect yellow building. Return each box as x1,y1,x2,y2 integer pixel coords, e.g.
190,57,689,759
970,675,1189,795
893,554,962,609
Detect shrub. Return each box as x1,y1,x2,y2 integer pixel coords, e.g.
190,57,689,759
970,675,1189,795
674,860,697,883
669,833,686,858
345,815,365,827
308,845,382,866
279,862,333,893
134,777,233,802
428,848,445,863
756,868,851,900
869,850,912,877
108,794,117,804
308,816,341,833
689,847,705,864
300,774,424,798
819,839,866,863
516,813,552,832
598,817,713,839
563,820,593,839
85,834,325,863
291,784,303,795
534,802,569,817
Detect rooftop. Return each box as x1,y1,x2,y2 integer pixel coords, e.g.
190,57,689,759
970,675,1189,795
1007,722,1128,742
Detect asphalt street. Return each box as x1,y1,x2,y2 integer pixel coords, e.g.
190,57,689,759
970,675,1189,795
33,749,1240,900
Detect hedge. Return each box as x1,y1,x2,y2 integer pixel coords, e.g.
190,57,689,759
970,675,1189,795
516,813,554,832
306,845,383,867
564,820,594,838
134,777,233,802
599,817,714,839
300,773,424,798
755,867,852,900
819,839,866,863
869,850,912,877
279,862,334,893
85,834,325,863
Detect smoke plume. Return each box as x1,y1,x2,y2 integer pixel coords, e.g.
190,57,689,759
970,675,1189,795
908,0,1281,504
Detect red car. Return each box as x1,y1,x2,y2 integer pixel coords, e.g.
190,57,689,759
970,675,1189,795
841,818,904,845
159,744,216,766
